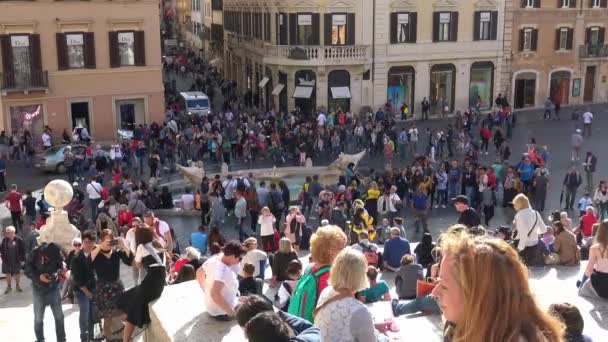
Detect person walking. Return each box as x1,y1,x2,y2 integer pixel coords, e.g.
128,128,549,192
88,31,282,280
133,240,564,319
582,109,593,137
583,151,597,193
1,226,25,293
543,97,553,120
571,129,583,161
86,177,103,221
4,184,23,234
70,230,97,342
421,97,430,121
411,186,429,234
563,166,582,211
25,242,66,342
234,191,248,242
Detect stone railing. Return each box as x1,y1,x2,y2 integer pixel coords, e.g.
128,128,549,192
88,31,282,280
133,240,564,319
579,44,608,58
267,45,370,63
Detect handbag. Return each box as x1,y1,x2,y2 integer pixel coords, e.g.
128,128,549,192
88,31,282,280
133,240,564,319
416,278,437,297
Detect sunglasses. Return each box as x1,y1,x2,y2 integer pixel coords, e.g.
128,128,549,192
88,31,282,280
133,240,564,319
73,243,82,247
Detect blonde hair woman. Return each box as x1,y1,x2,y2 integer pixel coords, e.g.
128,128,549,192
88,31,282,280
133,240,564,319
432,231,565,342
288,225,346,322
314,248,379,342
512,193,547,266
578,220,608,299
240,237,268,279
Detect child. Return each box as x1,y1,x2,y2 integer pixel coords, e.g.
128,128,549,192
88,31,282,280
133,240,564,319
548,303,593,342
357,266,391,304
376,218,391,244
543,226,555,253
239,263,263,296
578,193,593,217
274,260,303,311
393,217,407,239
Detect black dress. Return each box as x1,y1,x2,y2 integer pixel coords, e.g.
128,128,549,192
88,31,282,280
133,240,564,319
117,248,166,327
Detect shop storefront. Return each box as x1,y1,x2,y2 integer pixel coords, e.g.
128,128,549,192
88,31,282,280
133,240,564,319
328,70,351,113
550,70,571,106
9,104,44,150
294,70,316,115
469,62,494,110
387,66,415,114
430,64,456,114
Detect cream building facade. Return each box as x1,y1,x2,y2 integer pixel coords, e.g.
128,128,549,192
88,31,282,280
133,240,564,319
506,0,608,109
222,0,506,116
0,0,164,144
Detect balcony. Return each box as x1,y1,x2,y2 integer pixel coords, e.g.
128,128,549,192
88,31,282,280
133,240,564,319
579,44,608,59
264,45,371,66
1,70,48,94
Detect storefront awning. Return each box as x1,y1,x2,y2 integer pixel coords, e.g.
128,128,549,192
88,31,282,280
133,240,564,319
272,84,285,96
258,77,270,88
330,86,351,99
209,58,222,66
293,86,314,99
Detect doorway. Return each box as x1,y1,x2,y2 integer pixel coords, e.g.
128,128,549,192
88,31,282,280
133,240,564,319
119,104,136,130
71,102,90,131
549,71,571,106
429,64,455,115
514,75,536,109
584,66,596,102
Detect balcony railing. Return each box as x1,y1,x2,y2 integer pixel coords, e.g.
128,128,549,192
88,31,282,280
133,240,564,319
579,44,608,58
1,70,48,92
266,45,370,63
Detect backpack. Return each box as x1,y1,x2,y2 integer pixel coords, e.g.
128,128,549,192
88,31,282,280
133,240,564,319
236,177,246,192
288,265,330,323
359,242,379,266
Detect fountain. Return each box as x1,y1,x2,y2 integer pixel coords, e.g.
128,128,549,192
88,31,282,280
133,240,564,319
176,151,366,197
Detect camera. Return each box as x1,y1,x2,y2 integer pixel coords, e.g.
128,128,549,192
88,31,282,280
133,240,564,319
110,238,119,247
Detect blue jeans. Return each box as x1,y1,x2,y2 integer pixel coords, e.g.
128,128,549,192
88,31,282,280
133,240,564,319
33,285,66,342
236,218,247,242
74,289,96,341
393,295,441,316
89,198,101,221
465,186,474,205
448,182,459,200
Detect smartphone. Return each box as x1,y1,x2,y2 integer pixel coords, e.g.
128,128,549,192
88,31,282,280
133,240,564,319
110,238,119,247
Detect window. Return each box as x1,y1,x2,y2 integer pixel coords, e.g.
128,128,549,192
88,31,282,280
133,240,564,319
390,12,417,44
523,29,533,50
118,32,135,66
331,14,346,45
66,33,84,68
479,12,491,40
561,0,570,7
298,14,313,45
558,28,569,50
439,13,450,41
590,0,607,8
523,0,540,8
397,13,409,42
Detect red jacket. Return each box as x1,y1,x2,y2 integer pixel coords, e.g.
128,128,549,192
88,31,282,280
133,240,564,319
118,210,134,227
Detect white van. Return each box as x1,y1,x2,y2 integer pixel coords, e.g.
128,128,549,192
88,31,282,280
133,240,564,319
179,92,211,116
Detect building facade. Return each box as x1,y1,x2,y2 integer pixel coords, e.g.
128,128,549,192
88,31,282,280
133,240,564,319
222,0,506,116
0,0,164,144
507,0,608,109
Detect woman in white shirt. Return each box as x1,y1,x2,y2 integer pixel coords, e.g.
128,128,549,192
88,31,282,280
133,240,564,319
314,248,383,342
512,193,547,266
239,238,268,279
258,206,277,252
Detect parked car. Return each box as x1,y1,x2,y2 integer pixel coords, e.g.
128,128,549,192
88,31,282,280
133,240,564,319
34,144,110,174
